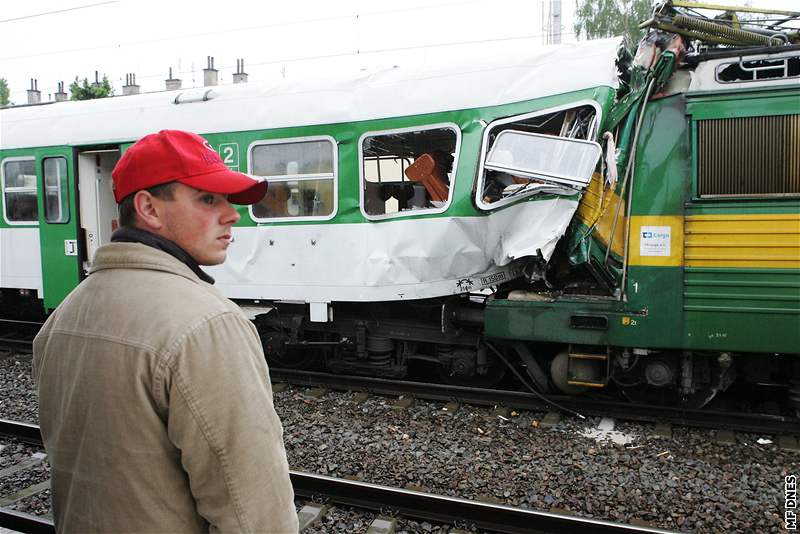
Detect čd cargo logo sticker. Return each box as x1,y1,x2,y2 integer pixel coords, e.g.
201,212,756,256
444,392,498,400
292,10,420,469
640,226,671,257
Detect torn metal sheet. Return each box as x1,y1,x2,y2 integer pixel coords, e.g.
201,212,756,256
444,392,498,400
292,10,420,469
208,196,580,302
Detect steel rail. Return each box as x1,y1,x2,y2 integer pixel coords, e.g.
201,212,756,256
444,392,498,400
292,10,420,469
0,420,673,534
0,420,54,533
0,419,43,444
0,320,43,352
0,337,35,351
270,368,800,435
0,508,53,534
291,471,675,534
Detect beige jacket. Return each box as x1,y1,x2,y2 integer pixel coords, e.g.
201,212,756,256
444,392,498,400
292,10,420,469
33,243,298,533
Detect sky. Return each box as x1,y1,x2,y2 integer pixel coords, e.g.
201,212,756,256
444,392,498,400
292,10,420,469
1,0,798,104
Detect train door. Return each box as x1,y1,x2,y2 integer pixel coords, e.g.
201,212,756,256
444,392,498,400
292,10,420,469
36,149,81,311
77,149,120,273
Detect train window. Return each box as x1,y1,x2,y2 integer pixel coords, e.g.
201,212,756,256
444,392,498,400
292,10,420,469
485,131,601,190
1,158,38,224
477,102,599,210
716,55,800,83
360,124,459,218
43,157,69,223
249,137,337,221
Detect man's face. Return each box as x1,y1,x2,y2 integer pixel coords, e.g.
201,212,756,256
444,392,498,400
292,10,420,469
153,183,241,266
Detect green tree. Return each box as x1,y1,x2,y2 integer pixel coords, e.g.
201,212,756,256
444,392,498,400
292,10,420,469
69,74,114,100
574,0,654,48
0,78,10,107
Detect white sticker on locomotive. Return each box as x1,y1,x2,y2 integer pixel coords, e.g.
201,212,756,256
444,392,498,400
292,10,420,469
640,226,671,257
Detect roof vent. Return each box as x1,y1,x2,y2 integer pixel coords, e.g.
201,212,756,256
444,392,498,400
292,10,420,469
173,87,218,105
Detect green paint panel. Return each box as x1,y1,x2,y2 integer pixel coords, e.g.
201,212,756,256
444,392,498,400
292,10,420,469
683,268,800,353
685,199,800,215
629,94,691,216
687,87,800,120
485,265,685,348
35,147,81,311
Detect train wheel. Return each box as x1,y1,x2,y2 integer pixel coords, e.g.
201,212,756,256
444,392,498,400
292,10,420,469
260,328,317,369
437,352,507,387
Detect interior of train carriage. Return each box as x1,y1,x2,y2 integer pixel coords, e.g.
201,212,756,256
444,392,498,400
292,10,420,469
75,149,121,271
362,126,458,217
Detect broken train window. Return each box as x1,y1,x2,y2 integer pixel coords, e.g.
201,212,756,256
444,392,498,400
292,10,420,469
478,103,599,209
716,55,800,83
361,125,459,217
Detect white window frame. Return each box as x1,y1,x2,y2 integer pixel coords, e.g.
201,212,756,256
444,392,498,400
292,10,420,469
358,123,461,221
1,156,38,226
475,99,602,212
247,135,338,223
42,155,69,224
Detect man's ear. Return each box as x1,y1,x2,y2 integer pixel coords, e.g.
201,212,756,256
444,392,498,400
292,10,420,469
133,190,163,231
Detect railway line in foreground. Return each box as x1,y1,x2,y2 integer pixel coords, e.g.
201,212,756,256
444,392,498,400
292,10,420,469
0,419,674,534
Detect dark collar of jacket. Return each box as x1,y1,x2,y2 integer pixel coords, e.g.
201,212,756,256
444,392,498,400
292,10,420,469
109,226,215,284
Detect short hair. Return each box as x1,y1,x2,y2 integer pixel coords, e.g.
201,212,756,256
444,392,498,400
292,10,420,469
117,182,178,227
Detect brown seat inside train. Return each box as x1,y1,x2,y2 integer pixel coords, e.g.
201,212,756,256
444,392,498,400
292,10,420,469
404,153,449,203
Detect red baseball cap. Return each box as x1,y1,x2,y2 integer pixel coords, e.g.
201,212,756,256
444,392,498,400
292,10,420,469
111,130,267,204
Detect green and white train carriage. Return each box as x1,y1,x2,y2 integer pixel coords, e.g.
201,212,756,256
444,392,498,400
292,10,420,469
0,37,617,316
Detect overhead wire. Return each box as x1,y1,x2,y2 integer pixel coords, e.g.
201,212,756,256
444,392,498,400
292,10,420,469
4,0,564,99
0,1,118,24
0,0,484,62
10,29,579,98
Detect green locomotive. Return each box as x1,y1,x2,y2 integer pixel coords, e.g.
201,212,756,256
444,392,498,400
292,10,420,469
0,1,797,410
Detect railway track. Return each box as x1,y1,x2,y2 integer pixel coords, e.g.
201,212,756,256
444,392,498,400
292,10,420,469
0,419,676,534
0,320,42,353
270,368,800,436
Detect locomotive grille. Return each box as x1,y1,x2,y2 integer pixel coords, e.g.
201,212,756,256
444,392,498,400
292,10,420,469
697,114,800,197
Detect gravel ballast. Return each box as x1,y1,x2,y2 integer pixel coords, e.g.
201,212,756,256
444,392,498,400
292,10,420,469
274,385,797,533
0,354,38,424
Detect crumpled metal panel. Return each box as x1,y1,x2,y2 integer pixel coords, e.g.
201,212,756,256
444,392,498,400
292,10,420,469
209,196,579,302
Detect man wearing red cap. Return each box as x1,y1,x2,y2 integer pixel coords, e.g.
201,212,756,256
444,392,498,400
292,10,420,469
33,130,298,533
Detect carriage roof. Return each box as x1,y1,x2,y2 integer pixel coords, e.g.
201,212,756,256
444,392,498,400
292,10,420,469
0,38,622,150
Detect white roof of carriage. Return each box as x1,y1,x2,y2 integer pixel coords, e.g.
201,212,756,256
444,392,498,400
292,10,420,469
0,38,622,150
